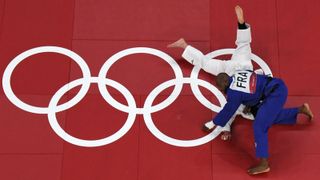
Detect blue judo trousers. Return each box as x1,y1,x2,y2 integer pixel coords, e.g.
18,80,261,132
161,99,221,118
213,70,298,158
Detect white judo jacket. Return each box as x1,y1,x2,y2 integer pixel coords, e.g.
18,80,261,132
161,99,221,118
181,25,256,132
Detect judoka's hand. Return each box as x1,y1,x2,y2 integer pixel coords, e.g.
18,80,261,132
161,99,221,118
221,131,232,141
243,106,251,114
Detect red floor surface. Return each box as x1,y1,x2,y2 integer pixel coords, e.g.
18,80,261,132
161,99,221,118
1,0,320,179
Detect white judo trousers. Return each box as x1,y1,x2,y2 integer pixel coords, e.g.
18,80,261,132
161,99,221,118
181,25,255,132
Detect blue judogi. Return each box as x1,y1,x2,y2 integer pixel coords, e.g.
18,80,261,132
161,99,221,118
213,70,298,158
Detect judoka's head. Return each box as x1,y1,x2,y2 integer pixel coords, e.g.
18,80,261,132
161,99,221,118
216,73,230,92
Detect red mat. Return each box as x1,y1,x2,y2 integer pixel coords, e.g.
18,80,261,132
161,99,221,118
0,0,319,179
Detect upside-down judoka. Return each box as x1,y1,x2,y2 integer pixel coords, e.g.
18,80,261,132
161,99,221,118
168,5,314,175
168,5,259,139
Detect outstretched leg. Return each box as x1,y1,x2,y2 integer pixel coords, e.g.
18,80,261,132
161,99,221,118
167,38,188,49
227,5,253,74
249,103,313,175
202,6,254,141
273,103,314,125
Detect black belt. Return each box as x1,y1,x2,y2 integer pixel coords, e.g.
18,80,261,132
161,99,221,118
250,76,277,117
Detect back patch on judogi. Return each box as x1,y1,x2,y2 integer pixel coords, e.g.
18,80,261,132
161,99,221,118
230,71,257,93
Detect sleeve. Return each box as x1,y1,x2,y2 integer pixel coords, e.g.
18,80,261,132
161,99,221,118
213,91,242,127
182,45,227,76
220,113,237,132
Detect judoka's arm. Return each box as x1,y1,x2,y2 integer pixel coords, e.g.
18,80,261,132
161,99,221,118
212,93,242,127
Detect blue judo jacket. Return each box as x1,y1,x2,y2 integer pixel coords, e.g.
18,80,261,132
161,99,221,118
213,70,276,127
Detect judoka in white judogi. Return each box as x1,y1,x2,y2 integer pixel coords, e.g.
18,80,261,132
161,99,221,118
170,24,262,134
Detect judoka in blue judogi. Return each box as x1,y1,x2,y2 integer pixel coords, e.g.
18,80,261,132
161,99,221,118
211,70,313,175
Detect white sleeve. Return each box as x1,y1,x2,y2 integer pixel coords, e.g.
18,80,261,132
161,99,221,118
182,45,227,76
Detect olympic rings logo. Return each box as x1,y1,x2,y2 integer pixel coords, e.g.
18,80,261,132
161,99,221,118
2,46,272,147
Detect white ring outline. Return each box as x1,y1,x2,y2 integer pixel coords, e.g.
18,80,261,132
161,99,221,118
98,47,184,114
2,46,91,114
47,77,137,147
2,46,273,147
143,77,226,147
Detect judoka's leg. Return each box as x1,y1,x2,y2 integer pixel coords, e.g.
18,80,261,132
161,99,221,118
168,39,227,75
273,103,314,124
248,82,288,175
249,102,282,175
253,94,288,158
273,108,299,124
182,45,227,75
232,6,251,58
231,24,252,58
226,5,253,76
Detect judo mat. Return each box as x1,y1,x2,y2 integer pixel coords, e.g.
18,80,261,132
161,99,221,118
0,0,319,179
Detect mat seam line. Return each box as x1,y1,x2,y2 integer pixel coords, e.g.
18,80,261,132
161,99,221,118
0,0,6,42
209,1,214,180
275,0,281,78
137,95,141,180
0,153,63,155
58,0,78,179
72,38,209,43
5,93,320,97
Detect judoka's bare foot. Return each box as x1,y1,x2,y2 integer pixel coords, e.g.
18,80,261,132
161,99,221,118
167,38,188,49
299,103,314,121
248,158,270,175
221,131,232,141
235,5,245,24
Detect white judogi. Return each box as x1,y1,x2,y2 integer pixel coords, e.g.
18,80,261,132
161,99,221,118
182,25,255,132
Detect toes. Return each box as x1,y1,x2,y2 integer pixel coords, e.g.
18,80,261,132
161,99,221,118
304,103,314,120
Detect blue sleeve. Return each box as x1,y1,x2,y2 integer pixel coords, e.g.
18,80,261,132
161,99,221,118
213,91,242,127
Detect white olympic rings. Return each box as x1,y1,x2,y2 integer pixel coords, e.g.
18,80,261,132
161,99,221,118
2,46,272,147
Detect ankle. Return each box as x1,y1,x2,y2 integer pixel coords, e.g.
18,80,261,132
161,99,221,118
260,158,269,166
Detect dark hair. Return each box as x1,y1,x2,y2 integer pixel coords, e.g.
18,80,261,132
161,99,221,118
216,73,230,90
